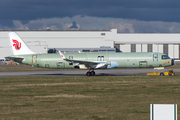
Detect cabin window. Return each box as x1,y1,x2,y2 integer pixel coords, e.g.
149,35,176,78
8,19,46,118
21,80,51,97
162,55,170,59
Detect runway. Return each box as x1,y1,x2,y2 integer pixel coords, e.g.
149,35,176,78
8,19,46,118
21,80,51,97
0,68,180,76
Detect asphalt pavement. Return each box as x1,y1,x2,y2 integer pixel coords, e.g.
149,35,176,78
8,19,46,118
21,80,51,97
0,68,180,76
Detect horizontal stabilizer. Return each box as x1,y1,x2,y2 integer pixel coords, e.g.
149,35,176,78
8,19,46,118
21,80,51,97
5,56,24,63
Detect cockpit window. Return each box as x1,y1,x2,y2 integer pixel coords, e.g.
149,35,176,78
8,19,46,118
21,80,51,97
162,55,171,59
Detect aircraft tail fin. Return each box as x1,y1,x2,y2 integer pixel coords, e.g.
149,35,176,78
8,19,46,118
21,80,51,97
58,51,67,60
9,32,35,55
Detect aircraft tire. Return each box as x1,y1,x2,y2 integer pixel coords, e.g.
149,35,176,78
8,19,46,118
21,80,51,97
160,73,164,76
91,71,95,76
86,72,91,76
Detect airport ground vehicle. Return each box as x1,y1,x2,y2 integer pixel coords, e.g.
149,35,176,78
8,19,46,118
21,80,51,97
147,69,175,76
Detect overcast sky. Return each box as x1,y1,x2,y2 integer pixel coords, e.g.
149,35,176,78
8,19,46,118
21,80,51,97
1,0,180,33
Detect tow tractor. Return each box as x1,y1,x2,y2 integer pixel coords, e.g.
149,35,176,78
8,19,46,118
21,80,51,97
147,67,175,76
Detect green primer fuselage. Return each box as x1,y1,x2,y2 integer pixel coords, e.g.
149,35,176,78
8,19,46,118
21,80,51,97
11,52,172,69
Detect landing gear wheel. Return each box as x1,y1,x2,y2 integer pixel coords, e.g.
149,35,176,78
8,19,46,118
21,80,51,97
160,73,164,76
86,72,91,76
91,71,95,76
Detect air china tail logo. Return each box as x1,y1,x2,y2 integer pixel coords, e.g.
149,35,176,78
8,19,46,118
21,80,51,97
12,39,21,50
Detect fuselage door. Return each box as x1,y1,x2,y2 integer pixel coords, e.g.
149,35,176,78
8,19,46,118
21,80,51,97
57,62,65,69
32,55,37,63
139,61,147,68
97,56,100,61
153,53,158,61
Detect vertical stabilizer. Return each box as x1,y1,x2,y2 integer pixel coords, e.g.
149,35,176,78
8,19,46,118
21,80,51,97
9,32,35,55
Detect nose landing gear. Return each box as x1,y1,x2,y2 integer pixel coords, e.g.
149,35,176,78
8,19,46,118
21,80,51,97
86,71,95,76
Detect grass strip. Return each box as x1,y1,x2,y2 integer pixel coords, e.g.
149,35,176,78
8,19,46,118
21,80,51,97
0,76,179,120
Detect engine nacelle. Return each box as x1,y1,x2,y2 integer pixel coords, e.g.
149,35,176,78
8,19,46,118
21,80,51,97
74,64,88,69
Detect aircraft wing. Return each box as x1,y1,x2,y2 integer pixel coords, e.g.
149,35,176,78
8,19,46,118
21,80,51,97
58,51,109,69
64,58,98,64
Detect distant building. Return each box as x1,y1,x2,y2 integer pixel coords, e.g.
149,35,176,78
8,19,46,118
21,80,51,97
0,29,180,60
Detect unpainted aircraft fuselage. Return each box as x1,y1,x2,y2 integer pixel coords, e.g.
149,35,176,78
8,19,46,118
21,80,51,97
10,52,173,69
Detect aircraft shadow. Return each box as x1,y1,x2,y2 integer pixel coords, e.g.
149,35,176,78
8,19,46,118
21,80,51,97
34,73,145,76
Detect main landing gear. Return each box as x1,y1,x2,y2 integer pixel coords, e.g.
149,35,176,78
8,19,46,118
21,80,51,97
86,71,95,76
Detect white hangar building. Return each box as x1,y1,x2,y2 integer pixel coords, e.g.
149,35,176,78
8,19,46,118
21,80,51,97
0,29,180,60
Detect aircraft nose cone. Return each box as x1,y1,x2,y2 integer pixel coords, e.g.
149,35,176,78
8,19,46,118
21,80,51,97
171,59,175,65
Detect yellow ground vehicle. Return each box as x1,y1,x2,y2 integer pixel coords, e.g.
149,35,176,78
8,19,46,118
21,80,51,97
147,69,175,76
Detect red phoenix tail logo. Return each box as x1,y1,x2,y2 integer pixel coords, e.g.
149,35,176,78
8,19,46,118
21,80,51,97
12,39,21,50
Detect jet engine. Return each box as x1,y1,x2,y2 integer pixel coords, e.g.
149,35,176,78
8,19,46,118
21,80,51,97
74,64,88,69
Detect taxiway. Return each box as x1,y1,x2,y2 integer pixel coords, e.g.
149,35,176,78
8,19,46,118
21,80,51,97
0,68,180,76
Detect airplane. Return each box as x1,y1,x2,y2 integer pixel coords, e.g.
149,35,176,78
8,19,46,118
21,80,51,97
6,32,175,76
